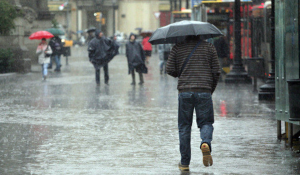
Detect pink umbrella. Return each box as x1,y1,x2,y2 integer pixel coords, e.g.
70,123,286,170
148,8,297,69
29,31,54,40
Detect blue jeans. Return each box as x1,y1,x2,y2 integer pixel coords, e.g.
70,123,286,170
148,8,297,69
42,63,49,77
178,92,214,165
53,55,61,71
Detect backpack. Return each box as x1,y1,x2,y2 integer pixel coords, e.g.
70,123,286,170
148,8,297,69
54,40,62,51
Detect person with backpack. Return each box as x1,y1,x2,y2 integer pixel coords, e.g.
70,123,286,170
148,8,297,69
49,36,63,72
166,35,220,171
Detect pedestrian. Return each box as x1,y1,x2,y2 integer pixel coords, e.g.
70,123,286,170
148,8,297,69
112,35,120,57
36,38,52,80
166,35,220,171
213,35,229,81
86,31,95,45
88,30,112,86
158,44,171,74
142,34,152,64
49,35,63,72
126,33,147,85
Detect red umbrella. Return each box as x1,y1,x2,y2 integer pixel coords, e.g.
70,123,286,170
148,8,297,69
29,31,54,40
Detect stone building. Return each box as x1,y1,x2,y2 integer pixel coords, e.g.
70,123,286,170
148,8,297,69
48,0,118,39
48,0,175,39
0,0,53,73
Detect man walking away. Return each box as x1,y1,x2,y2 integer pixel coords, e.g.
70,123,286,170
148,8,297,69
49,35,63,72
166,35,220,172
88,30,112,85
126,33,147,85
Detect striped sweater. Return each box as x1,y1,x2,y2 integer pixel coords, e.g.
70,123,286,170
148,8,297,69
166,40,220,94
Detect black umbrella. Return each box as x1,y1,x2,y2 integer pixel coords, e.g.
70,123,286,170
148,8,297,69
87,27,96,33
149,20,223,45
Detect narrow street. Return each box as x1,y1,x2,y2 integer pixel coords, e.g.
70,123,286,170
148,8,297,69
0,46,299,174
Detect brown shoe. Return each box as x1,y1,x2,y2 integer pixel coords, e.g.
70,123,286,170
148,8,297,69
201,143,213,167
178,162,189,172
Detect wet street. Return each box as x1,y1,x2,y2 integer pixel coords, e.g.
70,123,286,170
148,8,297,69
0,46,300,175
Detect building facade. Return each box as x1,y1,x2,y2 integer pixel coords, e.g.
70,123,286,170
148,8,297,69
48,0,179,39
48,0,118,39
0,0,53,72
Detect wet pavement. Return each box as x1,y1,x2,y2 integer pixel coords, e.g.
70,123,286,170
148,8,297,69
1,46,300,175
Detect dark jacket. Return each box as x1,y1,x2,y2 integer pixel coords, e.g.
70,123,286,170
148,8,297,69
49,36,63,56
166,40,220,94
88,30,112,63
213,36,229,58
125,33,147,74
112,40,120,57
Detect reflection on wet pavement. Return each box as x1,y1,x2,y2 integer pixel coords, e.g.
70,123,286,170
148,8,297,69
0,47,299,174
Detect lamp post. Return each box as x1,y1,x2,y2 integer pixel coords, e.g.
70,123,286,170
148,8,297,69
225,0,251,84
258,0,275,101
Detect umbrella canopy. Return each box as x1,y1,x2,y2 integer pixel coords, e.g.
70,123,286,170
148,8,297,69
86,27,96,33
29,31,54,40
140,30,153,37
45,28,65,35
149,20,223,45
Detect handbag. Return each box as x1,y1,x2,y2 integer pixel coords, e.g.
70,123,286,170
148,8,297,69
44,45,51,58
179,40,202,77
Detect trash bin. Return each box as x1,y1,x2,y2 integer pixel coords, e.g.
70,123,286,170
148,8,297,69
287,79,300,121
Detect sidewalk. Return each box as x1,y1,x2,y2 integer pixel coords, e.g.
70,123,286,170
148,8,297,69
0,46,299,174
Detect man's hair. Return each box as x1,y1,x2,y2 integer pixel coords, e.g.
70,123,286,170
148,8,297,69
186,35,201,41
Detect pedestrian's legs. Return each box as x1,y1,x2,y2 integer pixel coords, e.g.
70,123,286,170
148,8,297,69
163,60,167,74
54,55,58,70
54,55,61,71
103,64,109,84
43,63,49,76
95,68,100,85
218,57,223,81
138,72,144,84
178,92,194,165
41,64,44,77
159,60,164,74
131,70,136,85
48,56,53,69
194,92,214,151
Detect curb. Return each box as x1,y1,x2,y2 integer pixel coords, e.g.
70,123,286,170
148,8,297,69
0,73,17,81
